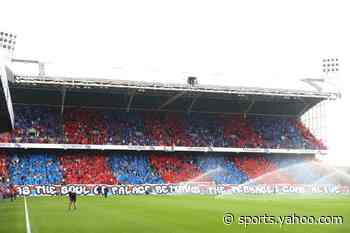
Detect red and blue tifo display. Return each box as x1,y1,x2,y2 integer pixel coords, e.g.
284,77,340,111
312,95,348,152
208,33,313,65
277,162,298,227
0,105,347,196
1,150,349,196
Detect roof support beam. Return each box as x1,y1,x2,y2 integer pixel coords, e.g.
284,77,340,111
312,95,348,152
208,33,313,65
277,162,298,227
297,101,314,119
158,92,185,110
245,99,255,114
126,90,136,112
300,78,324,92
60,88,66,117
12,58,39,64
187,95,199,113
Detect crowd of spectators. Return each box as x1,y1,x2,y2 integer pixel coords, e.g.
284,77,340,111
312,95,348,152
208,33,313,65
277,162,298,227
9,153,63,185
234,155,294,184
196,155,248,184
185,114,225,147
0,106,325,150
295,120,326,150
269,156,326,184
59,153,116,184
0,152,12,199
109,153,163,184
9,106,61,143
0,132,11,143
249,117,319,149
0,150,329,186
0,182,15,200
0,151,9,182
64,109,108,144
105,111,150,145
223,116,264,148
144,113,192,146
150,154,202,183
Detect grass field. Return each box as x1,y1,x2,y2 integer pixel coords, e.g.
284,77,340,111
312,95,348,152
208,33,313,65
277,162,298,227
1,195,350,233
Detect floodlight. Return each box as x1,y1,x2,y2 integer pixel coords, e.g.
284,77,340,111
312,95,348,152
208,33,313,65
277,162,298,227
322,58,339,74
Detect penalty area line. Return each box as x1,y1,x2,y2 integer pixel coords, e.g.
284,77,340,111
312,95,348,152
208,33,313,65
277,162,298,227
24,197,32,233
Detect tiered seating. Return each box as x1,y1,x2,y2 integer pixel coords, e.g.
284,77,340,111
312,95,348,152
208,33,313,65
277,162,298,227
105,111,149,145
150,154,203,183
10,106,61,143
59,153,116,184
295,120,327,149
185,114,225,147
234,155,294,184
196,155,248,184
164,114,193,146
0,106,325,150
270,156,325,184
0,132,11,143
249,117,311,149
64,109,108,144
144,113,192,146
9,153,63,185
223,116,264,148
144,113,172,146
0,151,8,182
109,153,163,184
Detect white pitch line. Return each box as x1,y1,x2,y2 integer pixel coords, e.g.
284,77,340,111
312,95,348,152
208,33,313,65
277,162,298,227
24,197,32,233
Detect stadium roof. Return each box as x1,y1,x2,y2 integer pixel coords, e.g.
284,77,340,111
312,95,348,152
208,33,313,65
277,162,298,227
9,74,339,117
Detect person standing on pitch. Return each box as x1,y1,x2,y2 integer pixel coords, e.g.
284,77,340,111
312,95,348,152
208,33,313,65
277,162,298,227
68,191,77,210
104,187,109,198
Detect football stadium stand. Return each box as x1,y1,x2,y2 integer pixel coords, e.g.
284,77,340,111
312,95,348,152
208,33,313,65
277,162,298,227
0,74,338,193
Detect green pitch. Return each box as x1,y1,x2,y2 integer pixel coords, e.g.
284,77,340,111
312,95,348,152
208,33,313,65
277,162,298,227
1,195,349,233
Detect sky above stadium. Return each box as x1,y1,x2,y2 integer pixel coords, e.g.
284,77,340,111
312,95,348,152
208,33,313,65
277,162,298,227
1,0,349,166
